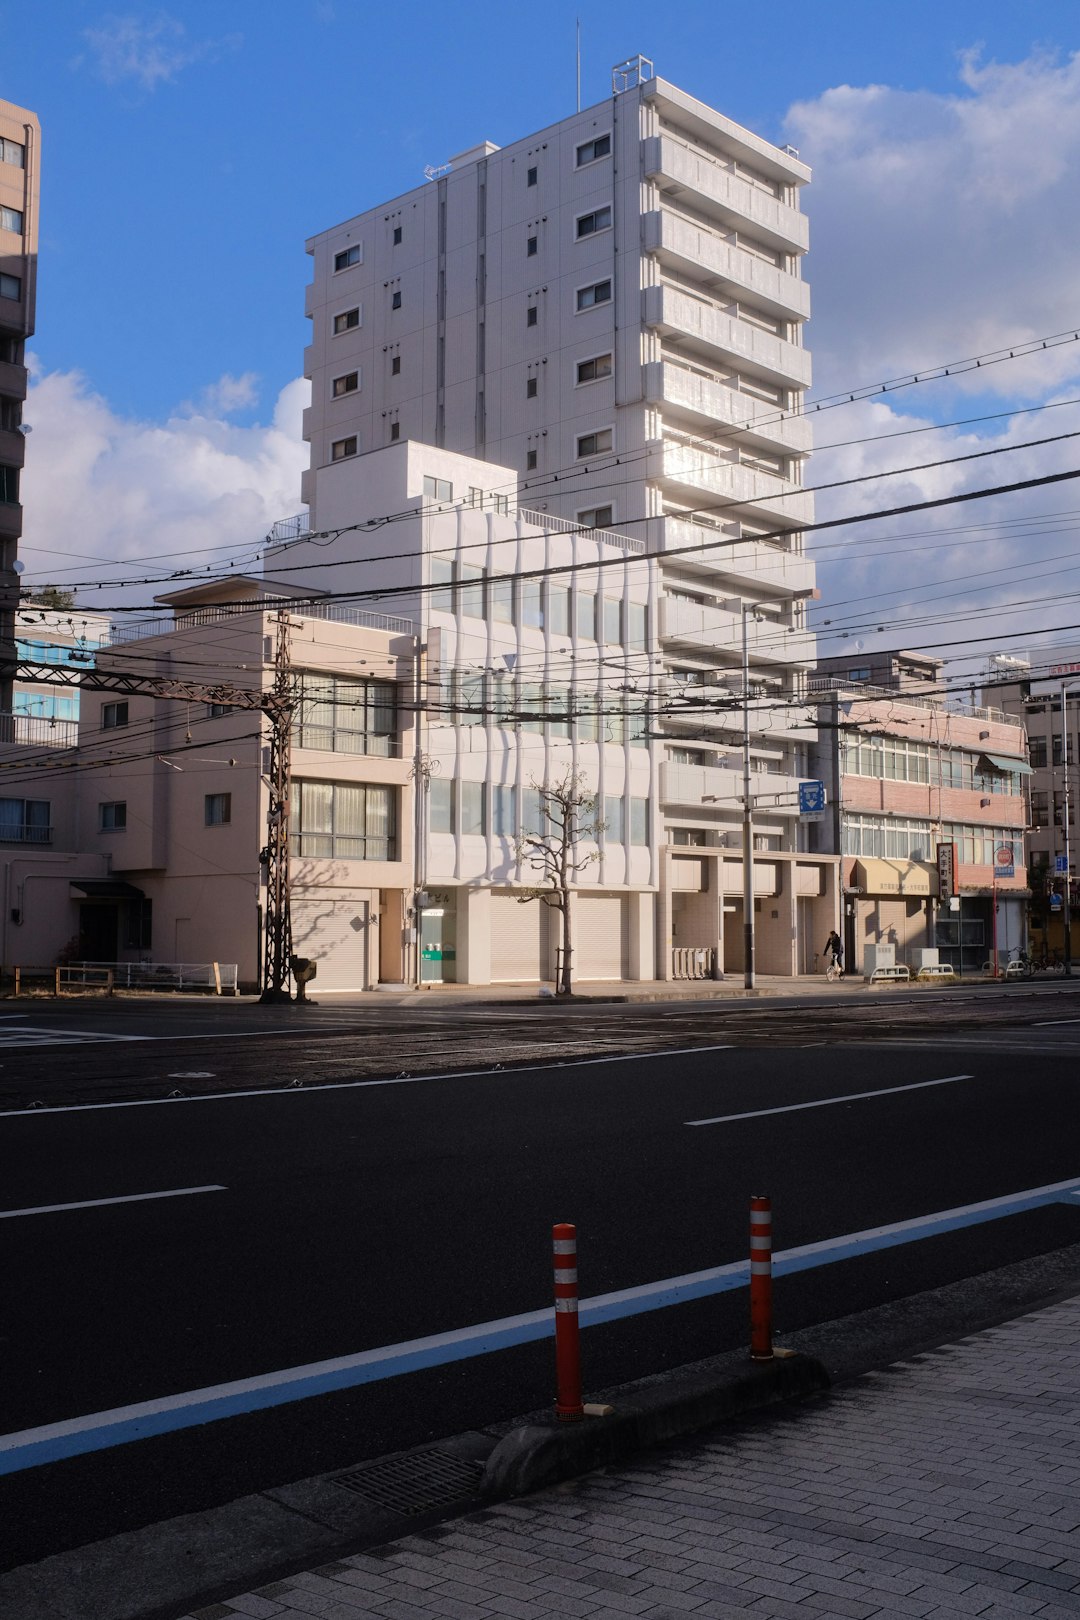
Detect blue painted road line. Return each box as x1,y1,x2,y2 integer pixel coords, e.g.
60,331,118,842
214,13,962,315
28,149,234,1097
3,1172,1080,1477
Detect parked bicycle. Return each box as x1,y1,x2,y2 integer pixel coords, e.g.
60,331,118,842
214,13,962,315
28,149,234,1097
1034,947,1066,974
982,949,1035,980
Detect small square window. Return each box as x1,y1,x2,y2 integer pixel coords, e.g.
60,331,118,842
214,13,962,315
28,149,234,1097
331,436,358,461
577,504,614,528
392,225,402,245
576,134,611,166
0,273,21,301
99,801,127,831
526,449,538,471
0,137,25,168
390,421,400,441
527,166,537,186
102,700,129,729
205,792,232,827
391,289,402,309
577,353,613,385
526,305,538,327
0,206,23,234
526,235,538,257
423,475,454,502
391,354,401,375
332,371,359,397
334,244,361,272
206,702,228,718
526,376,538,398
333,307,360,334
576,429,613,458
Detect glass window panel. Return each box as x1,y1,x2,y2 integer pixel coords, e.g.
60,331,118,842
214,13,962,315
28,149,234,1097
493,785,516,837
627,602,647,650
489,575,514,622
604,795,625,843
460,781,485,835
522,788,543,836
576,591,596,641
335,784,366,837
547,583,570,636
430,557,455,613
429,778,454,833
630,798,649,845
459,564,484,618
520,581,543,628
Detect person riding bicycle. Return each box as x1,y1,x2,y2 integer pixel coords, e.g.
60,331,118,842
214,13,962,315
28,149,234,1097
824,930,844,977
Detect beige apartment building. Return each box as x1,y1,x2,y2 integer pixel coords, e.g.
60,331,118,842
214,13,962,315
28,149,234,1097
0,97,39,699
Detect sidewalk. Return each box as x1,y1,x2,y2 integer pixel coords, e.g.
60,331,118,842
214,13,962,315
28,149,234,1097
179,1296,1080,1620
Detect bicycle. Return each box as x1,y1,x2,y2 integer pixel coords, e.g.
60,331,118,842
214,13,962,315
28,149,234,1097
824,954,844,982
983,950,1034,980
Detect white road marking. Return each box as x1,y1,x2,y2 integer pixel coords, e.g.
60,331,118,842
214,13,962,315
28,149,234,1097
686,1073,974,1127
0,1185,226,1219
0,1043,736,1117
1033,1017,1080,1026
0,1028,148,1048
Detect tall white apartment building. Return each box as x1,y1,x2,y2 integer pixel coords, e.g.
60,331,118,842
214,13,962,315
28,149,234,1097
277,62,835,978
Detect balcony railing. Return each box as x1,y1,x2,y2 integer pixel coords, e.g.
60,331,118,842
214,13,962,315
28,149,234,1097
0,823,52,844
518,506,647,555
0,712,78,748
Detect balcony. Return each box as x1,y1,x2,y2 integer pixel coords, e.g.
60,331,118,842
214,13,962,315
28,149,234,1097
0,426,25,469
649,436,814,529
660,760,805,815
658,595,814,669
642,360,812,457
657,515,816,596
643,284,811,392
0,501,21,541
642,209,810,323
0,711,78,748
643,135,809,256
0,359,26,401
660,681,813,745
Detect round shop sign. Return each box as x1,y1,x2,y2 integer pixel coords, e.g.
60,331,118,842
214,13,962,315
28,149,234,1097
995,845,1014,867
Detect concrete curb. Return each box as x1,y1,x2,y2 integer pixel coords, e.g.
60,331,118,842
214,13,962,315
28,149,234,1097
481,1348,830,1499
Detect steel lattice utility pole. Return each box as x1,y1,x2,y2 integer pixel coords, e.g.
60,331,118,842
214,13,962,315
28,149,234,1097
260,610,296,1003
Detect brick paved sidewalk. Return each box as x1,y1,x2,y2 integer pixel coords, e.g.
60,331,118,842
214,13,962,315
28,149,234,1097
180,1296,1080,1620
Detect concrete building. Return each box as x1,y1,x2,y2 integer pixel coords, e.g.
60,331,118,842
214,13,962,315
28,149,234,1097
0,97,39,698
812,654,1030,975
276,61,834,978
983,651,1079,955
10,601,110,741
0,581,417,991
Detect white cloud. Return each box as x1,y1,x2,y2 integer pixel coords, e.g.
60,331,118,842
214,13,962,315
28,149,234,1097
785,49,1080,667
18,365,309,602
191,372,261,418
81,12,241,91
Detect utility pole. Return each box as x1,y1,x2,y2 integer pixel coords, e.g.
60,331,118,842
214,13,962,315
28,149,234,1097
260,610,296,1003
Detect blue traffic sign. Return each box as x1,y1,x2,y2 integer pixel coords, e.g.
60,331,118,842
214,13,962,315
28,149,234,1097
1056,854,1070,876
1051,893,1063,912
798,780,826,816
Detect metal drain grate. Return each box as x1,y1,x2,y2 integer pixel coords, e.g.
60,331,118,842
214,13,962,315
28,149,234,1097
332,1448,484,1516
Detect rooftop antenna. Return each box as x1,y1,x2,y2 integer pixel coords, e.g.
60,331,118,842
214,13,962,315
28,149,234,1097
576,18,581,112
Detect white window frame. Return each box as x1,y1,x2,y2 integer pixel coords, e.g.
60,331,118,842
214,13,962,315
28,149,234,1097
331,436,358,461
332,306,361,335
0,206,23,234
332,370,360,398
576,133,612,168
575,278,612,314
575,427,614,459
575,204,612,240
575,352,613,387
333,243,362,273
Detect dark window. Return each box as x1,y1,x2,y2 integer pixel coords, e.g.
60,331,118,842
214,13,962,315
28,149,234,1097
392,225,402,244
99,801,127,831
577,353,613,384
527,165,537,186
576,133,611,166
526,449,537,471
334,244,361,271
206,702,228,718
102,700,129,729
331,436,357,461
290,781,398,861
332,371,359,397
526,376,538,398
390,421,400,441
576,206,612,238
0,274,21,301
577,504,614,528
205,792,231,826
0,464,18,503
526,235,538,256
333,307,360,333
391,354,401,375
0,798,50,843
576,429,613,457
2,397,22,431
391,289,402,309
1029,736,1047,769
526,305,538,327
576,279,612,311
125,897,152,950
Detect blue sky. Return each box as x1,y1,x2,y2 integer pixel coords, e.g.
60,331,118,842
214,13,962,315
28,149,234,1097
7,1,1080,663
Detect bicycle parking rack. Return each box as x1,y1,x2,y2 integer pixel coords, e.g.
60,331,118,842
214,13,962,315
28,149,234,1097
915,965,957,981
869,966,911,984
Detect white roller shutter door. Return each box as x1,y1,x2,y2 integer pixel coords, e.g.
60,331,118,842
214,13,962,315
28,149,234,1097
290,898,368,992
575,895,626,980
490,891,546,982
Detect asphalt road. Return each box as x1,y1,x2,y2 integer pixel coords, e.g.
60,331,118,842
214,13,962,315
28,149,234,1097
4,984,1080,1570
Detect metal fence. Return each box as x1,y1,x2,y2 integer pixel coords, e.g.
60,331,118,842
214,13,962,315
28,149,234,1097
69,961,239,994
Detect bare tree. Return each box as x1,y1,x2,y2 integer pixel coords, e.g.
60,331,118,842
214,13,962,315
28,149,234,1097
516,769,603,996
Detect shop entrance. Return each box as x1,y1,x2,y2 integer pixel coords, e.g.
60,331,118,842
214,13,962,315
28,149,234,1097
419,905,457,983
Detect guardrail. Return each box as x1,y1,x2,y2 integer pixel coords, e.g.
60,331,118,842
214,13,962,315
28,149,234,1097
69,961,239,994
672,946,717,980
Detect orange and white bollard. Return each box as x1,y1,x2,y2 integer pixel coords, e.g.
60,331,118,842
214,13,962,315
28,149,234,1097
553,1222,585,1421
750,1194,773,1361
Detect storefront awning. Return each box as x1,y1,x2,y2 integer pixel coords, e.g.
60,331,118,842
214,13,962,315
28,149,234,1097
980,752,1032,776
854,859,936,896
69,881,145,900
